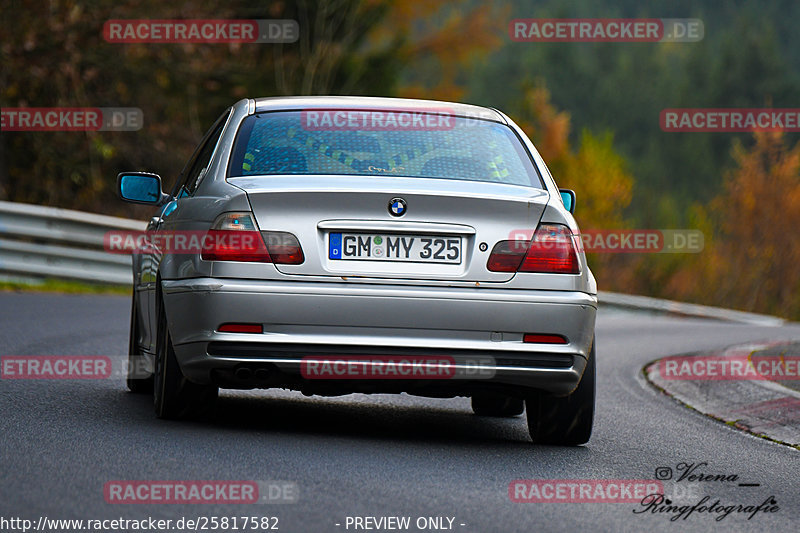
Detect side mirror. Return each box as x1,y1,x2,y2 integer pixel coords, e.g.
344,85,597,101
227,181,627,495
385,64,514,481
559,189,576,214
117,172,168,205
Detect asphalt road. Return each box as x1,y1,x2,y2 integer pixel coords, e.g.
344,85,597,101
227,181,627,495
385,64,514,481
1,292,799,533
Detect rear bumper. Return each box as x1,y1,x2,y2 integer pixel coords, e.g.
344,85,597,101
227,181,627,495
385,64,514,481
162,278,597,396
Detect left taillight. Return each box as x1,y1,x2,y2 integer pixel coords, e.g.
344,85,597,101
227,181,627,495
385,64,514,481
487,223,580,274
201,212,304,264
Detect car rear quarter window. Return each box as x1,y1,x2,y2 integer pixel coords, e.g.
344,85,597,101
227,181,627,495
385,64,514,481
228,110,543,188
173,109,230,197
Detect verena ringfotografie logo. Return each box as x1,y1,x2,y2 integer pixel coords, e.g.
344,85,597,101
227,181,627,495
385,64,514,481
661,108,800,132
300,356,495,380
510,18,703,42
508,229,704,253
301,109,457,131
104,480,298,504
638,462,780,521
509,479,664,503
1,107,142,131
510,472,779,522
657,354,800,381
103,19,298,43
1,356,112,379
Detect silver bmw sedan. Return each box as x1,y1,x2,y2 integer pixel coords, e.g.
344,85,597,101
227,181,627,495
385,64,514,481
117,96,597,445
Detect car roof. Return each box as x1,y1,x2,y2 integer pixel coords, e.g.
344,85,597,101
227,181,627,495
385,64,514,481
251,96,505,122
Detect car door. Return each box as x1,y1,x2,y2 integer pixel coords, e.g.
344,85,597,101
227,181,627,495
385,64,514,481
142,109,231,352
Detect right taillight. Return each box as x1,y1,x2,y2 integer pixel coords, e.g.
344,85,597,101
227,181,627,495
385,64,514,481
487,224,580,274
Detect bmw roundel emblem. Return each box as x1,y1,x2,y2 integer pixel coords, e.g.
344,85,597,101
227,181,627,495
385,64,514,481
389,197,407,217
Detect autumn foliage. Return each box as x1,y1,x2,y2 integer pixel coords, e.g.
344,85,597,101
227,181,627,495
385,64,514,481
515,86,634,229
386,1,508,102
514,85,634,279
514,86,800,320
664,132,800,318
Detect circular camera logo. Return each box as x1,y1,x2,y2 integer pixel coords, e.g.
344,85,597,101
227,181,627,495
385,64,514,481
654,467,673,480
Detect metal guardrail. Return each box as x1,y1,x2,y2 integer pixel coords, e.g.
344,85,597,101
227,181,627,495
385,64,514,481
598,291,784,326
0,200,786,325
0,200,146,285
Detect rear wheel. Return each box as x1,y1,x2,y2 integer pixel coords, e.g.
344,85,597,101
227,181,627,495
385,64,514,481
153,297,217,419
525,339,595,445
471,393,524,417
126,293,153,394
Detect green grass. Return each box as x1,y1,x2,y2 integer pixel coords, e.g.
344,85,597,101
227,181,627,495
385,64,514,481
0,278,130,295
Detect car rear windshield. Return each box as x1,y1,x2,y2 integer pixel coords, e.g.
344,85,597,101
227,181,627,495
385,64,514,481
228,110,543,187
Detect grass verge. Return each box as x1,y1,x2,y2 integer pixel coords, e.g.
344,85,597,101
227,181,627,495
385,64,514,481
0,278,130,295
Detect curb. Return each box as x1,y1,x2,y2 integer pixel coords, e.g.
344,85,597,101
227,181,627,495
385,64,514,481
643,341,800,450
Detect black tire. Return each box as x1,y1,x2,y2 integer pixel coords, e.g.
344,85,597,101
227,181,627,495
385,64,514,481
471,393,525,417
525,339,595,445
153,296,217,419
127,292,153,394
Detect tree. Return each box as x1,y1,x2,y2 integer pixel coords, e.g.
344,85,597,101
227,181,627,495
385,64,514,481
513,84,635,282
0,0,407,214
515,85,633,230
662,132,800,319
713,132,800,317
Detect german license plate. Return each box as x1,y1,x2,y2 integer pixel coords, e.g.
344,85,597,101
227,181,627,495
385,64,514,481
329,233,462,264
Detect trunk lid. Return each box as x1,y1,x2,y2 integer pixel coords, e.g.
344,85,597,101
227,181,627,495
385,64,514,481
231,175,548,282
